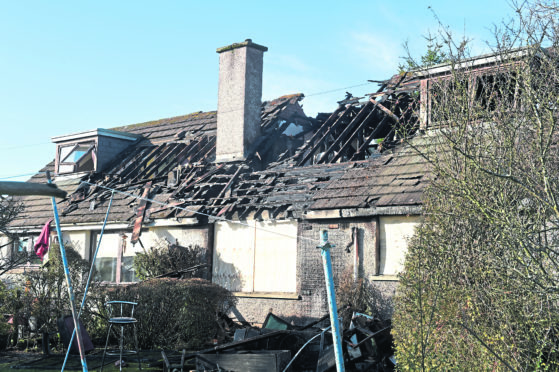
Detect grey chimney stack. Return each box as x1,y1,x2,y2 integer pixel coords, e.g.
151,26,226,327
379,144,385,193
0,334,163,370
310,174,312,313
215,39,268,162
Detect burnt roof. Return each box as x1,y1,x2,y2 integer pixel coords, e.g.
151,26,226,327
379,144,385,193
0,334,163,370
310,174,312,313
11,82,430,231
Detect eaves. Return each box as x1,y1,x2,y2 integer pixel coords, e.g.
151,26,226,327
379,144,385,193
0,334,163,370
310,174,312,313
302,205,423,220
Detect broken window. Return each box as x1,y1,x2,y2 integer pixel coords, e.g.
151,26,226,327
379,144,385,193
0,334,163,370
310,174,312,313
8,236,41,265
428,77,470,124
427,70,521,126
57,142,96,174
474,72,520,114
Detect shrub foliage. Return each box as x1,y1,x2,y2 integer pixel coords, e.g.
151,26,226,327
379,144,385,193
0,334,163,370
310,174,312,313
133,240,206,280
106,278,236,349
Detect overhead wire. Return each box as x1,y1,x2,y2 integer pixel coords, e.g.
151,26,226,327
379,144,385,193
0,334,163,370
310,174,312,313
79,180,324,245
0,79,383,240
0,171,47,180
0,80,379,156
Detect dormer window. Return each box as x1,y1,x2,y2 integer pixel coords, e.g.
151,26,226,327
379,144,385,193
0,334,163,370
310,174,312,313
58,142,96,174
52,129,139,177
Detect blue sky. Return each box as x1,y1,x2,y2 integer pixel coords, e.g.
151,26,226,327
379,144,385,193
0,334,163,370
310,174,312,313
0,0,515,181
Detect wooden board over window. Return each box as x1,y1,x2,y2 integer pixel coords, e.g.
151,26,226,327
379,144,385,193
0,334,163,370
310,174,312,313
213,220,297,293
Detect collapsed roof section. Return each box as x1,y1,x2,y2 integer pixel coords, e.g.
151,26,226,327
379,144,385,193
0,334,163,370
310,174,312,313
9,94,323,228
285,73,420,167
11,73,430,231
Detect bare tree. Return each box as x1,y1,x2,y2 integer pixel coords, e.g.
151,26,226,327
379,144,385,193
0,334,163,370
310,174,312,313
0,196,27,277
393,1,559,370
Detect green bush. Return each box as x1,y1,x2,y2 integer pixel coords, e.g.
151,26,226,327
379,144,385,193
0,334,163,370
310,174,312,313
2,245,105,349
106,278,236,350
18,245,94,333
0,280,15,336
133,241,206,280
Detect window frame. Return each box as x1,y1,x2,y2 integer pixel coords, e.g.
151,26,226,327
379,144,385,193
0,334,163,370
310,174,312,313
90,231,138,285
56,141,97,174
422,63,525,128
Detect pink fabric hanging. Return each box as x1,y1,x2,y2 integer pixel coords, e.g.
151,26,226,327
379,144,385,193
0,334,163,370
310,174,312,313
34,219,53,260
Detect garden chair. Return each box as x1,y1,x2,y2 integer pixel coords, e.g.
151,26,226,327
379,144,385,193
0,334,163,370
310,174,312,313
100,300,141,371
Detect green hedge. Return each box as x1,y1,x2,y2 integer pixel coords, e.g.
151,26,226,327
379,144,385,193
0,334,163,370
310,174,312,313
105,278,236,350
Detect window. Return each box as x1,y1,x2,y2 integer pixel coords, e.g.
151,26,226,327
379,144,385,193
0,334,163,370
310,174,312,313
474,73,520,113
426,71,521,126
92,232,138,284
58,142,96,174
212,220,297,293
378,216,421,276
12,237,42,265
428,77,470,124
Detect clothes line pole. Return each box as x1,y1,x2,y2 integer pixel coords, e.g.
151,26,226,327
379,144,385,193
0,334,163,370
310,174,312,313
318,230,345,372
46,171,88,372
62,191,114,371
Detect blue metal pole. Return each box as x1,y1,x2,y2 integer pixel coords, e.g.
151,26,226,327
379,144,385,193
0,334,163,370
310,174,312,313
46,173,88,372
318,230,345,372
62,191,114,371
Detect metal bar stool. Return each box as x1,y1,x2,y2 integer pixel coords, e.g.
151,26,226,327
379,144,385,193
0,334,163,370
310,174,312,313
101,301,141,371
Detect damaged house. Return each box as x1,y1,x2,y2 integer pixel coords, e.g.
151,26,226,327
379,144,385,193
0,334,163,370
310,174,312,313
4,39,439,325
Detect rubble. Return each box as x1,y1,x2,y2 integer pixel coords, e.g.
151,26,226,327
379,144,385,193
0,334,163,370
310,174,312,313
159,310,395,372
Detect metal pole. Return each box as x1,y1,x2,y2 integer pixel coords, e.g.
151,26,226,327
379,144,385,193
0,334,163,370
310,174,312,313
317,230,345,372
62,191,114,371
46,172,88,372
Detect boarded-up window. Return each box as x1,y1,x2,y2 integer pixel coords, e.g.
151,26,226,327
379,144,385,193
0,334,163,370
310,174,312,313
379,216,421,275
213,220,297,293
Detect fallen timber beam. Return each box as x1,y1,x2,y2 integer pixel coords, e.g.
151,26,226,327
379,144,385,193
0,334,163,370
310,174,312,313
182,330,290,362
0,181,67,198
371,100,399,123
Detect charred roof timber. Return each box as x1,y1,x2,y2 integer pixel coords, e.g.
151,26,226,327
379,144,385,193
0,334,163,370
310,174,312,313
12,40,435,231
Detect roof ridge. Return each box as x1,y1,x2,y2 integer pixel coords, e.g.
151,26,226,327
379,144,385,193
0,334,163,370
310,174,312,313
111,110,217,132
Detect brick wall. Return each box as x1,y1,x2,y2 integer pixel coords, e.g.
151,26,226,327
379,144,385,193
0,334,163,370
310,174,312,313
232,217,397,326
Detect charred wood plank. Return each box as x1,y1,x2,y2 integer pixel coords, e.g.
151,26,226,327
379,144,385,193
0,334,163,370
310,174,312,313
119,146,162,182
371,100,399,123
170,164,224,198
330,106,383,163
352,116,393,160
292,106,345,163
211,165,243,206
318,101,374,164
141,143,183,179
131,181,152,244
296,107,353,166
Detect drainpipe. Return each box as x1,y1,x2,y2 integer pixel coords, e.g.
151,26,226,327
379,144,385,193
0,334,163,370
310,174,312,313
353,227,359,282
318,230,345,372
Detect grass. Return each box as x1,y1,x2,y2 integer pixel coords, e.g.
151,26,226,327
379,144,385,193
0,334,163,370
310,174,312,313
0,349,175,371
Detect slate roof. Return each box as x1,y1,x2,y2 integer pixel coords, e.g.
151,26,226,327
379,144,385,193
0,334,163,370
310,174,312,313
310,137,431,210
10,77,431,232
9,94,323,230
111,111,217,145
